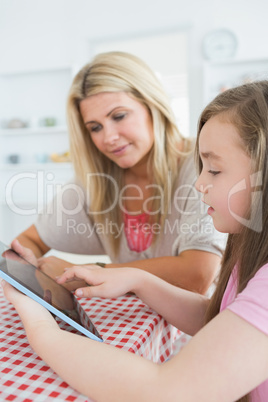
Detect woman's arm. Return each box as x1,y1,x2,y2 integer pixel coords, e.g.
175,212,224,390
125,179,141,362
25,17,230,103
16,225,221,295
10,236,85,292
15,224,50,258
57,265,209,335
5,231,49,268
3,280,268,402
107,250,221,294
32,249,220,295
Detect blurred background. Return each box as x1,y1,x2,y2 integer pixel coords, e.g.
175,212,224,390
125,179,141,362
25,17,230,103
0,0,268,243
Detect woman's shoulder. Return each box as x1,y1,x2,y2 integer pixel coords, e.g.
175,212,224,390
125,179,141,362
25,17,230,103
55,176,88,207
176,144,197,184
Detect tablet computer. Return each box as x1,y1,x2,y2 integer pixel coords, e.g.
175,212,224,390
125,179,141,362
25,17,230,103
0,240,103,342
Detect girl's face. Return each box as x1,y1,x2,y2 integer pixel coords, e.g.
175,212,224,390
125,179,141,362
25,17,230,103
195,115,252,234
79,92,154,170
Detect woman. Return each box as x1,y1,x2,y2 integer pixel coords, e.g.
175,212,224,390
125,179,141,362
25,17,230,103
14,51,225,293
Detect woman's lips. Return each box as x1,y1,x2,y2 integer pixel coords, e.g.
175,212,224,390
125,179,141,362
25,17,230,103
111,144,130,155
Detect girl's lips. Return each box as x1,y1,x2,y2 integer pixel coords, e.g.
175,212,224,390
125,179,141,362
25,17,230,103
202,199,214,215
207,206,215,215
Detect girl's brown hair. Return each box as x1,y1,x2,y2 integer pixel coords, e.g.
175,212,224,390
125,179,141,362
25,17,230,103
196,81,268,402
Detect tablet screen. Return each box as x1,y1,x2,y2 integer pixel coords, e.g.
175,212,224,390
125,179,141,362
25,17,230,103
0,241,102,341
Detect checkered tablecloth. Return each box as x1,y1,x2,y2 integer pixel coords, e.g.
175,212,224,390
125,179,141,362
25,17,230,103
0,287,181,401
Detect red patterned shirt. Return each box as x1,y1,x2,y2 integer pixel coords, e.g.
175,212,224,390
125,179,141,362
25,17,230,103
124,212,153,252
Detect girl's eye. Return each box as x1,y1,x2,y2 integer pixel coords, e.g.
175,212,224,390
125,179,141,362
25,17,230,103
208,170,220,176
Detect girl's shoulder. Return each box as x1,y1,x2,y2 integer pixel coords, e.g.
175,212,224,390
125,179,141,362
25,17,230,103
233,262,268,304
251,263,268,281
226,262,268,337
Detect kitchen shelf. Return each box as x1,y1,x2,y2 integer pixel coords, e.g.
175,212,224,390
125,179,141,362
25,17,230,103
0,66,74,129
0,65,75,242
202,57,268,106
0,126,68,136
0,65,73,76
0,162,72,170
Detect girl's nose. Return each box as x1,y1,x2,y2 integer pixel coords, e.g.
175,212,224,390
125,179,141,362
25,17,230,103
195,172,209,194
195,174,212,195
195,175,203,193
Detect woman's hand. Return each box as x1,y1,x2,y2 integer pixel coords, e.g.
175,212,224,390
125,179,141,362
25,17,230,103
57,265,144,299
3,239,39,267
38,256,89,291
38,256,73,277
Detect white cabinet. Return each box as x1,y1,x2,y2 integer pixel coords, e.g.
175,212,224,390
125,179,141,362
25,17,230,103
203,58,268,106
0,67,75,243
0,66,73,127
0,125,70,165
0,160,74,244
0,65,75,164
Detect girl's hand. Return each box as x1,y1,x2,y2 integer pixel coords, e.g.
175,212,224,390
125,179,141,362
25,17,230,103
1,280,58,330
57,266,143,298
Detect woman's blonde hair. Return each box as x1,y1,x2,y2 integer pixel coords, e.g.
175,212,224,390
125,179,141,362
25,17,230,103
67,51,191,256
196,81,268,402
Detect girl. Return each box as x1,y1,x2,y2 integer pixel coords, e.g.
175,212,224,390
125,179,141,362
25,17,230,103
5,80,268,401
12,51,224,294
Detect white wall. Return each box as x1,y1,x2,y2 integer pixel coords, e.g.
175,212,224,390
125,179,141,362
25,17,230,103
0,0,267,134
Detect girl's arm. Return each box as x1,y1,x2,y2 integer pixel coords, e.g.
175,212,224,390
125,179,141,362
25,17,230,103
13,234,220,295
107,250,221,294
37,249,220,295
3,281,268,402
57,266,209,336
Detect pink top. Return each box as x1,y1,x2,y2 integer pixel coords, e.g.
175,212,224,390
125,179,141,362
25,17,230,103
220,263,268,401
124,212,153,252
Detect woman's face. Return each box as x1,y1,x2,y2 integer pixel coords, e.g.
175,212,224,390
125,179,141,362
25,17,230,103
79,92,154,170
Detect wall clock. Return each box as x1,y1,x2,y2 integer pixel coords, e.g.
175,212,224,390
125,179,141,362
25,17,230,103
202,29,238,61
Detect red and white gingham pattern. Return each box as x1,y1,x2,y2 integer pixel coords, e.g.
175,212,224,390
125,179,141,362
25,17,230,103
0,287,180,401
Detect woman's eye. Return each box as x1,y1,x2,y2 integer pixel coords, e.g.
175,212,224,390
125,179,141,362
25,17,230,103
113,113,126,121
208,170,220,176
90,125,102,133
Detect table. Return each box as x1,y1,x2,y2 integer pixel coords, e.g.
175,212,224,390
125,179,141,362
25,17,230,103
0,287,181,401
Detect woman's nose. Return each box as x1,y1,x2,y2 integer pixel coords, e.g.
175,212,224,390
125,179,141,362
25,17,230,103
103,125,119,144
